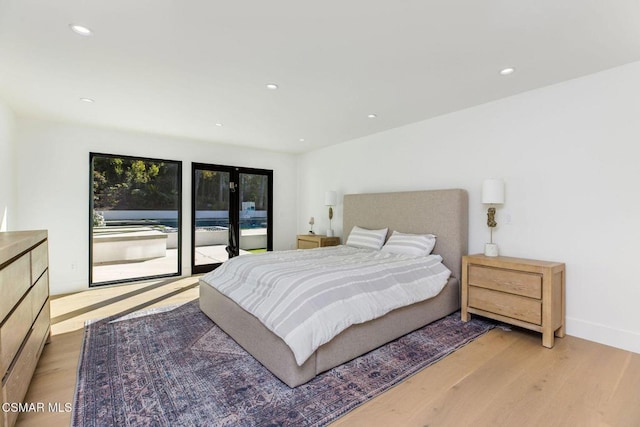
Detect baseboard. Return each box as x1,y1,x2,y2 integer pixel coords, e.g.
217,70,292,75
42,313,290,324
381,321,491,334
566,316,640,355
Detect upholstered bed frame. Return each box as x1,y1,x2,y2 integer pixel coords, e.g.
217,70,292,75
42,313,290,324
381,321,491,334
199,189,468,387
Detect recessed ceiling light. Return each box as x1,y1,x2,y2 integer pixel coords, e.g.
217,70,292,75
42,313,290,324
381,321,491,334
215,123,223,127
367,114,377,119
266,83,279,90
299,138,305,142
79,97,95,103
500,67,515,75
69,24,93,36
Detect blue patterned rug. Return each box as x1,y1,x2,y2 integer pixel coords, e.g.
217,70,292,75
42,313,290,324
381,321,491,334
72,300,494,426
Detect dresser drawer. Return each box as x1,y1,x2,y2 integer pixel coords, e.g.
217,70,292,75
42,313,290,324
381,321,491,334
31,240,48,283
0,275,49,375
0,253,31,322
31,272,49,317
468,265,542,299
1,294,34,375
1,303,50,427
468,285,542,325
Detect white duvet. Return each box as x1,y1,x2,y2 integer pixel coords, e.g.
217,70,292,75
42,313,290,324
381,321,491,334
201,245,451,366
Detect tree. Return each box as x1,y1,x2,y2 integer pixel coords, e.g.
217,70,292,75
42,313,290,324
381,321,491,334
92,156,179,210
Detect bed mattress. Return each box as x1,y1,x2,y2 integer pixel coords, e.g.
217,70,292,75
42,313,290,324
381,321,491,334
200,245,452,366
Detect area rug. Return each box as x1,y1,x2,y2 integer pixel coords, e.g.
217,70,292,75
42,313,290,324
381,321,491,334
72,300,495,427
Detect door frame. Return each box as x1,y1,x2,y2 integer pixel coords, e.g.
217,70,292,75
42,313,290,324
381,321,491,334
191,162,273,274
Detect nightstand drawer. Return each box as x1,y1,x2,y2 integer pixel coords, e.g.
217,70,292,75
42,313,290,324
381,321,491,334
298,239,320,249
297,235,340,249
468,265,541,299
468,286,542,325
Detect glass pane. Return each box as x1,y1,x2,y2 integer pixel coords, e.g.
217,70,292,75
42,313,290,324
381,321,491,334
239,173,269,254
194,169,231,266
91,155,181,284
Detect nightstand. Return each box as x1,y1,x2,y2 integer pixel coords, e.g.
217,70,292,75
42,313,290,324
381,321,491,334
461,254,565,348
297,234,340,249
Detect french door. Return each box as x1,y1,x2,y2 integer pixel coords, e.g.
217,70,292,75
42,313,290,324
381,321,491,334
191,163,273,274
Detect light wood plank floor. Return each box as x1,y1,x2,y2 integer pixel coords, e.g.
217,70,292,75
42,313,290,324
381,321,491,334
15,278,640,427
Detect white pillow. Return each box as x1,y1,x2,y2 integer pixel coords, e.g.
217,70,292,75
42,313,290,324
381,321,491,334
346,226,388,250
381,231,436,256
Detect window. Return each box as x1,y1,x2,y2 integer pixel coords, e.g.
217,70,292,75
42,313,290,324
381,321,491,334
90,153,182,285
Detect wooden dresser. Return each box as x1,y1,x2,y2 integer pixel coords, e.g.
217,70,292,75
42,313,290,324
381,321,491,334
296,234,340,249
0,230,50,427
461,254,565,348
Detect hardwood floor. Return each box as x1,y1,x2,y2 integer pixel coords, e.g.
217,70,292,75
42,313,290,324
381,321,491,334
15,278,640,427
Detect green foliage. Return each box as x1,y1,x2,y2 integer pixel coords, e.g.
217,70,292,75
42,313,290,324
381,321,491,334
92,210,105,227
92,156,180,210
93,156,268,213
193,171,268,211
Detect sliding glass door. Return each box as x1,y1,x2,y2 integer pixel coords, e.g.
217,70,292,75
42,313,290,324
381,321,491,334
90,153,182,286
192,163,273,274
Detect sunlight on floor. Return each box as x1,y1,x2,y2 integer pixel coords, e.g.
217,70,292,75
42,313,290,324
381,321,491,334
50,276,200,335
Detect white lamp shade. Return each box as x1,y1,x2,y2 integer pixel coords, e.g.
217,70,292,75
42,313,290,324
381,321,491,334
482,179,505,204
324,190,337,206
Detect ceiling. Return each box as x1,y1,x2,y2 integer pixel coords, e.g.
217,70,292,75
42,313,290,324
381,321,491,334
1,1,639,154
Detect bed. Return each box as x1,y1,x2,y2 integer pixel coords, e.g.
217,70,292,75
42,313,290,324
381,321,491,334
199,189,468,387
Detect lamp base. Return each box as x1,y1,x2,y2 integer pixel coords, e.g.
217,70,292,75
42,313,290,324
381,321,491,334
326,229,334,237
484,243,499,257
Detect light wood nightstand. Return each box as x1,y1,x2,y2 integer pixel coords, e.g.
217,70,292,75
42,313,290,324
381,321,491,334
461,254,565,348
297,234,340,249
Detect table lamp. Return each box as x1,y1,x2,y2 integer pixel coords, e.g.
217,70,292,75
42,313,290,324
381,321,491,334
482,179,505,256
324,191,337,237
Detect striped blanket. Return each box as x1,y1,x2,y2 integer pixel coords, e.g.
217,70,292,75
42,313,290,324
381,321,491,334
201,245,451,365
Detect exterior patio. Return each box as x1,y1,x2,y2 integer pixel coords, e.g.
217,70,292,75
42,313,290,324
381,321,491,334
92,227,264,284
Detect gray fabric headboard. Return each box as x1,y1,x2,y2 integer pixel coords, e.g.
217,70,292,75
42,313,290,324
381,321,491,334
342,189,468,280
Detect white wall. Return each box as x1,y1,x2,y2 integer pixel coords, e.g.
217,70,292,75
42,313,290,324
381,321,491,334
14,118,298,295
0,100,15,231
298,61,640,354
